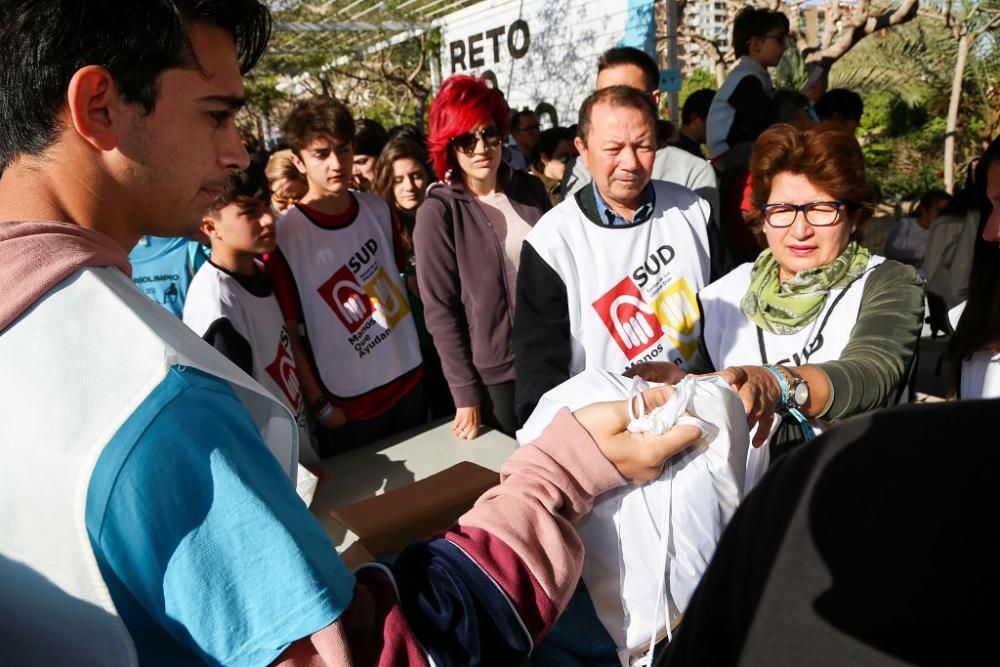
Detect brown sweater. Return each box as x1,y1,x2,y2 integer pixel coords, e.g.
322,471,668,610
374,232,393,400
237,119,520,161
413,165,549,407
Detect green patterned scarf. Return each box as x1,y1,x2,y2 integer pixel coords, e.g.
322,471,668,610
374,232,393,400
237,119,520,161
741,240,870,335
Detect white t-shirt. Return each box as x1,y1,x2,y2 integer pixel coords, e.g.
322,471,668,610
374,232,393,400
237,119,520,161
949,302,1000,399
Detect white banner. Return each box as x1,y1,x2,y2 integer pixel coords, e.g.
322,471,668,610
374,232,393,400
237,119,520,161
436,0,649,128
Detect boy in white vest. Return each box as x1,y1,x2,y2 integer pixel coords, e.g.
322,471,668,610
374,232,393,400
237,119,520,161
183,164,322,470
264,96,425,454
514,85,713,424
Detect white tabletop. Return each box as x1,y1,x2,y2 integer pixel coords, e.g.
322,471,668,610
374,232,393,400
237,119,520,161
309,419,517,552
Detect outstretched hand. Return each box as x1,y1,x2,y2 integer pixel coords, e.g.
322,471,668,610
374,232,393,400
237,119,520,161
712,366,782,448
573,385,703,484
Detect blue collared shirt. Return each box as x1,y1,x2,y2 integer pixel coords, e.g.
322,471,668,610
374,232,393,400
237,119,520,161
592,182,656,227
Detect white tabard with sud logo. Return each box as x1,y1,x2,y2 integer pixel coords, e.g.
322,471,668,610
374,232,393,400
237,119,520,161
277,194,421,399
525,180,712,374
699,256,885,370
183,261,318,463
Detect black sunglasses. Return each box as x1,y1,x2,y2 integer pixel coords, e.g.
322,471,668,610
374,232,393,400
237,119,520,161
451,125,503,155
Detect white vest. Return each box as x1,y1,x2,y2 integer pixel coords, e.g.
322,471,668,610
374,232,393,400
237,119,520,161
699,256,886,458
525,181,712,375
700,256,885,370
0,268,298,666
277,195,421,398
183,262,320,465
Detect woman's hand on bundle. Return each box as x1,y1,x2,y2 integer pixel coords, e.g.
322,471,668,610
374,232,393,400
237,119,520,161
714,366,782,448
574,385,703,484
623,361,689,385
452,405,482,440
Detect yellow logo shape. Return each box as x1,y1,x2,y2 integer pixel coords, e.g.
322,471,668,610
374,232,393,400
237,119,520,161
650,277,701,362
365,267,410,328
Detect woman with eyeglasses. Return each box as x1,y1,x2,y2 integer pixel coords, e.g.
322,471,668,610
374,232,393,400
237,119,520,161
265,149,308,215
413,75,550,439
634,123,923,461
528,127,576,207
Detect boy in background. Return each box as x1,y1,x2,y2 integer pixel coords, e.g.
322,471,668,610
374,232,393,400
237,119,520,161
184,165,321,500
266,96,425,454
706,6,789,171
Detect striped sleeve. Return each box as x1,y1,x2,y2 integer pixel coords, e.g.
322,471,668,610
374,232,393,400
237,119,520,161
273,409,625,666
396,409,626,662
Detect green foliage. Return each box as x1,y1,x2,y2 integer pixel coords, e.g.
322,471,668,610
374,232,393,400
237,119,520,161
774,44,807,92
832,10,999,198
679,68,717,109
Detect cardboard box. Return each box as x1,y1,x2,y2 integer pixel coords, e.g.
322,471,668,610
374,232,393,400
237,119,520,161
330,461,500,558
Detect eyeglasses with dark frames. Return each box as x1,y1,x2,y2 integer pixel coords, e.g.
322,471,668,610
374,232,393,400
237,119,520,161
450,125,503,155
760,200,846,228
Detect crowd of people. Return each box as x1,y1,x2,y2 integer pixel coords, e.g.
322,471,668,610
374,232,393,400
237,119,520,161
2,0,999,665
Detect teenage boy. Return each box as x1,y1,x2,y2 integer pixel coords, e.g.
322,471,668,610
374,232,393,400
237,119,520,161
706,6,790,170
183,164,323,477
265,95,425,454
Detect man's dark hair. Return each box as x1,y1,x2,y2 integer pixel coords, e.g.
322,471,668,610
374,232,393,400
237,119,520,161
530,127,574,168
681,88,715,125
208,161,269,213
0,0,272,171
281,96,356,154
597,47,660,92
577,86,658,146
733,7,790,57
354,118,389,158
511,109,538,131
815,88,864,124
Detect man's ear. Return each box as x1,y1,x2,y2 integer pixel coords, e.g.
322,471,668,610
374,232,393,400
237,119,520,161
289,151,307,176
650,89,662,107
66,66,125,152
574,136,589,171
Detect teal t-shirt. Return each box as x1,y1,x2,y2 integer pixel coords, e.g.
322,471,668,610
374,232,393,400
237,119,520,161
86,367,354,665
128,237,209,318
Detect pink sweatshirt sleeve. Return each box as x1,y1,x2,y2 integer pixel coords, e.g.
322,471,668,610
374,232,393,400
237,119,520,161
445,407,626,638
272,407,626,666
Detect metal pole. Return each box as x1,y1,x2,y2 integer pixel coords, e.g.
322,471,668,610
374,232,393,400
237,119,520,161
667,0,680,125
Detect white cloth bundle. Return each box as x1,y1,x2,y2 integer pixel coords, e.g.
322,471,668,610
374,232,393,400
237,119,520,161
517,370,753,665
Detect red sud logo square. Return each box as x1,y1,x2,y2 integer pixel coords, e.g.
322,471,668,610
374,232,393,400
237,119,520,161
266,332,302,410
318,265,373,333
592,276,663,360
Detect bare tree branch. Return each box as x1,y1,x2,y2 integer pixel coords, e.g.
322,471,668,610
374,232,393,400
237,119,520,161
804,0,920,69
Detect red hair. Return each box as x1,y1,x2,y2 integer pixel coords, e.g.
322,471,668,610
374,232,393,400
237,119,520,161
427,75,509,181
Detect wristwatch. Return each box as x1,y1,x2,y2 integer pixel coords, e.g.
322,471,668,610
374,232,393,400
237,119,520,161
770,364,808,410
787,369,809,409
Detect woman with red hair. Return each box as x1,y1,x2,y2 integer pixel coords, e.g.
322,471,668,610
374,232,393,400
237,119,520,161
413,75,550,438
